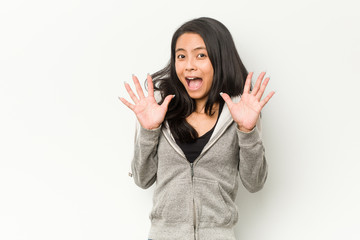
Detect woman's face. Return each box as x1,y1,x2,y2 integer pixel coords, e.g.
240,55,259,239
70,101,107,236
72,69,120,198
175,33,214,102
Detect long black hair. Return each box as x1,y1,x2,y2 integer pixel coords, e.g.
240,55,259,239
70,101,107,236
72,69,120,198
151,17,248,143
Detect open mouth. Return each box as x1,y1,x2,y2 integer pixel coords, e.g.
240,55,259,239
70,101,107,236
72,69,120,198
185,77,203,90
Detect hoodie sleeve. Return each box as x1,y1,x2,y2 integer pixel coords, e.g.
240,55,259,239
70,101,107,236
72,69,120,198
131,122,162,189
236,118,268,193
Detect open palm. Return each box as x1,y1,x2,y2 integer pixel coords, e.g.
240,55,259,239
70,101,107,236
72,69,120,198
119,74,174,130
221,72,275,132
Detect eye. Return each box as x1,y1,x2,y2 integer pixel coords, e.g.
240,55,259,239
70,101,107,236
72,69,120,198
197,53,207,58
177,54,185,59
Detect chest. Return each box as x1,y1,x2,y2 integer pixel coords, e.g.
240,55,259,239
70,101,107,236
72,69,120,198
157,122,240,177
186,112,218,137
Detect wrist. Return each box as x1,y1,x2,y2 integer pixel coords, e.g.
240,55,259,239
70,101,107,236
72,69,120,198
147,124,162,131
237,124,253,133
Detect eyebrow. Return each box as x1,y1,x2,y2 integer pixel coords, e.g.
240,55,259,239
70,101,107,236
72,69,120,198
175,46,207,53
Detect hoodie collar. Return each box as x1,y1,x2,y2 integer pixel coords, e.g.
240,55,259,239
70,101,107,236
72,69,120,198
161,95,241,158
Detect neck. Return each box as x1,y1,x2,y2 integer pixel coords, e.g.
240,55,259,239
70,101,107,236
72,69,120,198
194,98,207,113
194,98,218,115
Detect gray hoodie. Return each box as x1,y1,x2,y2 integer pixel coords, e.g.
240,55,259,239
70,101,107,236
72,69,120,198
130,96,268,240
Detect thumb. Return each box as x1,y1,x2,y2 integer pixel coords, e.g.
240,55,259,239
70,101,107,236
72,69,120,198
161,94,175,110
220,92,234,109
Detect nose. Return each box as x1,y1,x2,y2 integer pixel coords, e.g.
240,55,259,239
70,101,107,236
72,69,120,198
185,57,196,71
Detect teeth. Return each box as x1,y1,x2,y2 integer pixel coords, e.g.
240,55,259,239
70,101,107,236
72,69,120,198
187,77,196,80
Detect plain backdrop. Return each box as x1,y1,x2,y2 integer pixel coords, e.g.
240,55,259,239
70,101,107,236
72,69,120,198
1,0,359,239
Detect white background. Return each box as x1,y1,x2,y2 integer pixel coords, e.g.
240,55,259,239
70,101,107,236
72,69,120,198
1,0,359,239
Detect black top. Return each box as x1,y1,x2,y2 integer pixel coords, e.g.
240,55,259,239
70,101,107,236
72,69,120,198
175,104,223,163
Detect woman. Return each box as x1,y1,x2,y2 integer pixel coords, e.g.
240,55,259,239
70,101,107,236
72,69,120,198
119,17,274,240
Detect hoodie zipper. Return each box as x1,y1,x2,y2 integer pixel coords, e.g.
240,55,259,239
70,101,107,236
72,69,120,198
190,162,197,239
190,119,234,240
161,117,234,240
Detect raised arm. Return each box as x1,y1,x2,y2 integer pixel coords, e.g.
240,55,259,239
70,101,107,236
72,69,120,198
221,72,274,192
119,74,174,188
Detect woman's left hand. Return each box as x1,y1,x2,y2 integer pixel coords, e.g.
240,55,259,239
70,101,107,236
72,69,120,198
220,72,275,132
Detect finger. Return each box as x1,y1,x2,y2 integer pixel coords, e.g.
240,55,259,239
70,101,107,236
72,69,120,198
260,91,275,108
147,74,154,98
124,81,140,104
220,92,234,109
256,77,270,100
161,94,175,110
243,72,253,94
132,75,146,99
251,72,266,96
118,96,135,110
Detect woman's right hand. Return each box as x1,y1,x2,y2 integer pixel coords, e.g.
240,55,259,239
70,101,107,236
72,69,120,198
119,74,174,130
